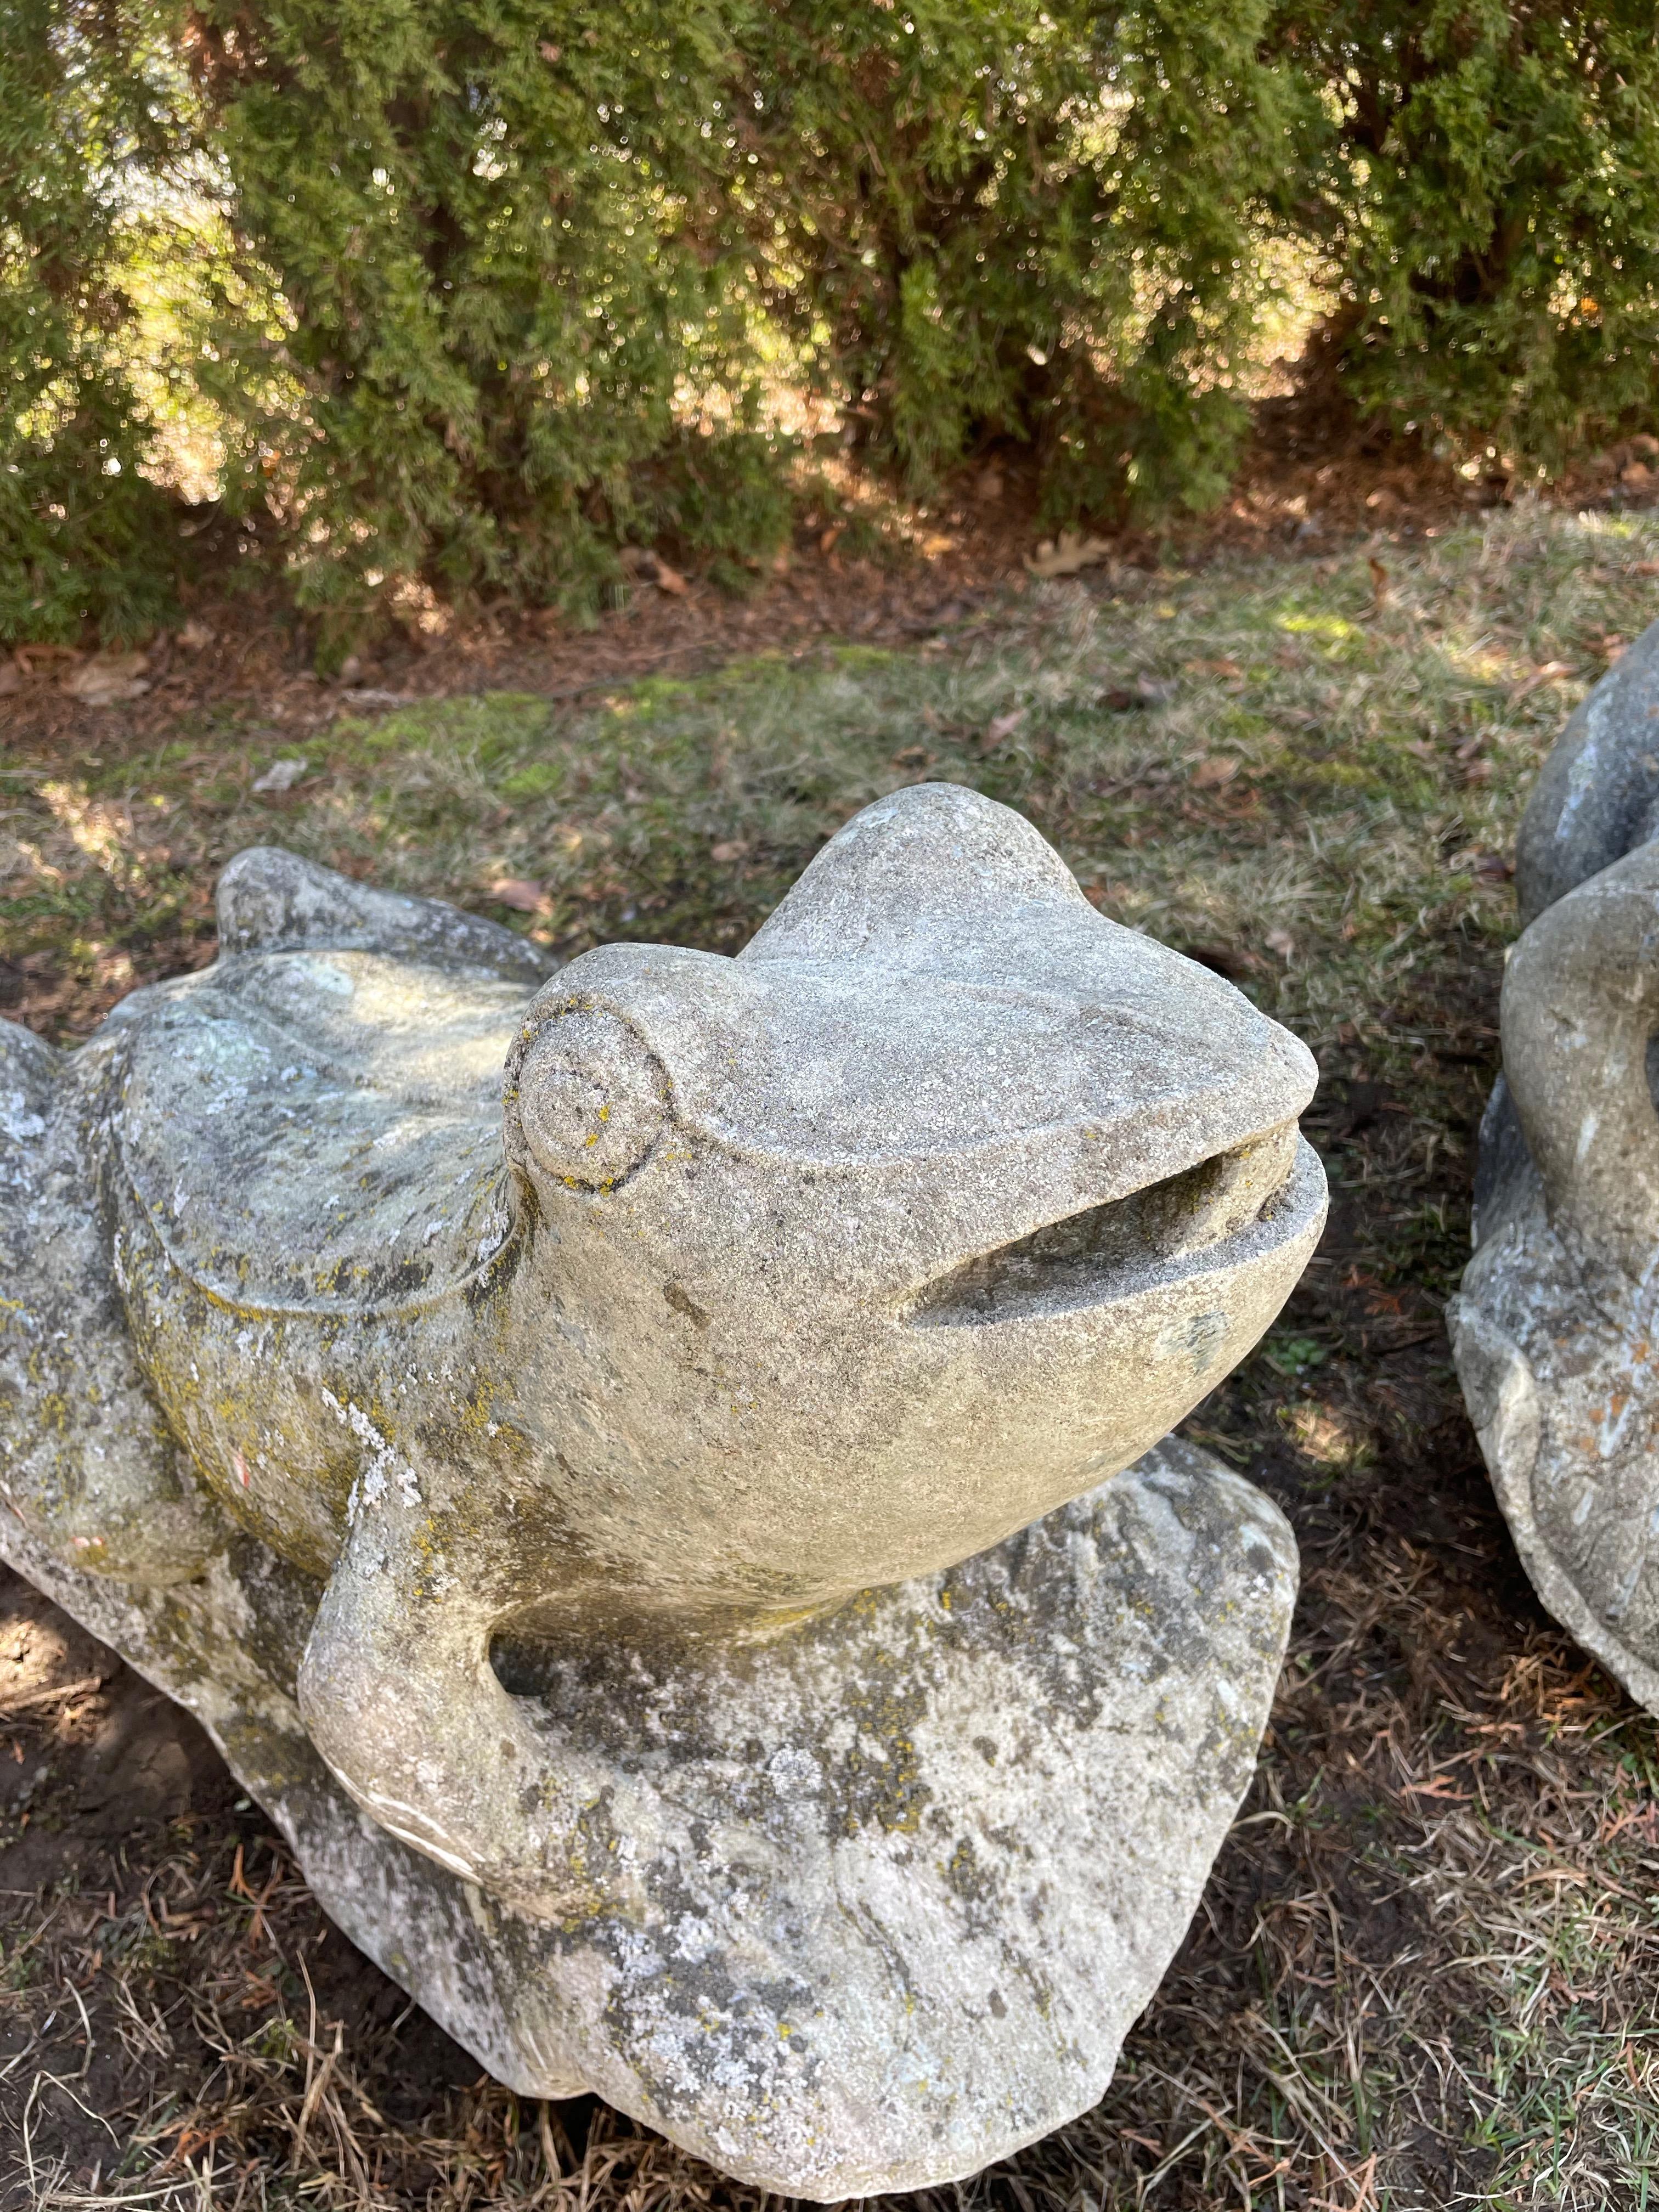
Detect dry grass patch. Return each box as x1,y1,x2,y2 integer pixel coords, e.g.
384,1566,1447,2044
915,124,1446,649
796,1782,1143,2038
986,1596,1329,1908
7,501,1659,2207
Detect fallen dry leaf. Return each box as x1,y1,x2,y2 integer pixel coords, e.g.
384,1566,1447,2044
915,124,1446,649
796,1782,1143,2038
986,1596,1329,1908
1264,927,1296,960
13,642,78,674
618,546,686,594
1510,658,1572,699
818,524,843,556
1025,529,1111,580
1187,656,1243,680
178,618,216,650
487,877,548,913
250,758,309,794
1367,556,1393,611
1190,754,1241,789
983,708,1028,748
1448,847,1514,882
1622,461,1654,488
710,839,750,865
64,651,150,705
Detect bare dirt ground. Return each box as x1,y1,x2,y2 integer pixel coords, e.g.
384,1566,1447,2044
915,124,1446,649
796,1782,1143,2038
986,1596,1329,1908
7,422,1659,2208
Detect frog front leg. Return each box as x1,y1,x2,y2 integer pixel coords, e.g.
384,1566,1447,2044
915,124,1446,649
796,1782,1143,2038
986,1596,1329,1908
0,1020,217,1584
296,1454,641,1920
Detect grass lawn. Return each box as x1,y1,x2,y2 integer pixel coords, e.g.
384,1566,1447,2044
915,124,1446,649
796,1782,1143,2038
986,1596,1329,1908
7,500,1659,2208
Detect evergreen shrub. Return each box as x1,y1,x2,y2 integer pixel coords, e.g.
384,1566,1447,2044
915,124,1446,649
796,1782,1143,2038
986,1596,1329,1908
1,3,189,642
1285,0,1659,468
4,0,1659,641
183,0,1315,620
186,0,795,626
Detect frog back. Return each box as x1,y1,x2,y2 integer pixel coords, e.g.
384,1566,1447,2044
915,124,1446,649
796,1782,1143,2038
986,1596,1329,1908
108,948,529,1571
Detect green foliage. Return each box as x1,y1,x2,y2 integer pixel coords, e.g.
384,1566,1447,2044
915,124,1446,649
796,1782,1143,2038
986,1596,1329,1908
1284,0,1659,462
0,1,187,642
5,0,1659,641
743,0,1317,515
183,0,1313,615
187,0,785,623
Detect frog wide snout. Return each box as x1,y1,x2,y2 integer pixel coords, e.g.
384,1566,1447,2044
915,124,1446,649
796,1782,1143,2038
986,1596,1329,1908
904,1114,1308,1327
496,785,1325,1611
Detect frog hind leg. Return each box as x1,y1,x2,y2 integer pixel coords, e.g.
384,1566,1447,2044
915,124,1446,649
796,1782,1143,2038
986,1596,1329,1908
0,1017,217,1584
216,847,556,985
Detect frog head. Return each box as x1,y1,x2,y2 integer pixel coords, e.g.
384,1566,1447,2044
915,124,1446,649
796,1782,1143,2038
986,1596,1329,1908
493,784,1324,1631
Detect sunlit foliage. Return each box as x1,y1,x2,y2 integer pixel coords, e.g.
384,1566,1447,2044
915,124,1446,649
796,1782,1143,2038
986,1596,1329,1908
3,0,1659,640
0,2,189,641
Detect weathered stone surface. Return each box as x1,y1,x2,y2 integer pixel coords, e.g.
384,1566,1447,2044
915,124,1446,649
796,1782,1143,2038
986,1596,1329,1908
1452,831,1659,1711
0,782,1325,2191
0,1440,1296,2195
1514,612,1659,927
1456,620,1659,1709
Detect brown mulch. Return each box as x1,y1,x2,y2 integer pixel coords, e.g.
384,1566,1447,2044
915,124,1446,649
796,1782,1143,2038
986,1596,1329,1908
6,400,1652,772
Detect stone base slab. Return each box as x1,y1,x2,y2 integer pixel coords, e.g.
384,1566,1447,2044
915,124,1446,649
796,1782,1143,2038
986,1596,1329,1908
0,1438,1294,2197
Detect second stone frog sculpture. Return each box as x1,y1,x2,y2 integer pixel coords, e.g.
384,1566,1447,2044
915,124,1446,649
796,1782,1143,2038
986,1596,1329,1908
1452,618,1659,1713
1,782,1325,2194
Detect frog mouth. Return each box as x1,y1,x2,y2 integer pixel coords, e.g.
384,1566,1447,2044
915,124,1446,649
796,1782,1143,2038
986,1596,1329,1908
906,1121,1311,1328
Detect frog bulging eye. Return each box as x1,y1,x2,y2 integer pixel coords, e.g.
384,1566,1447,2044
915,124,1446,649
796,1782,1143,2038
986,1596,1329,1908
511,1010,667,1188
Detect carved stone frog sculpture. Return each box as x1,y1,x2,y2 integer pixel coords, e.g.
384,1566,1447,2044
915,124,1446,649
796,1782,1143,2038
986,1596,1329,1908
1,782,1325,2194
